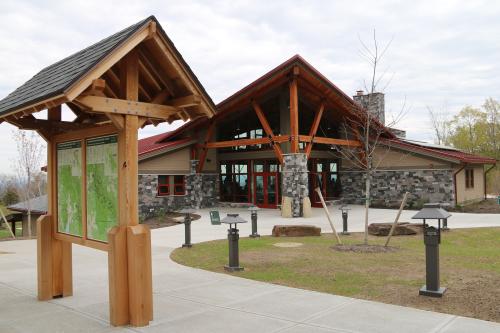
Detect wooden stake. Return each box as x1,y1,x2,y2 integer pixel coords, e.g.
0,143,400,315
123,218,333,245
0,208,15,239
385,192,410,247
315,187,342,245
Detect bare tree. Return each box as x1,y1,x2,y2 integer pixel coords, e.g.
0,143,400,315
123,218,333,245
13,130,45,238
427,105,451,146
334,30,407,245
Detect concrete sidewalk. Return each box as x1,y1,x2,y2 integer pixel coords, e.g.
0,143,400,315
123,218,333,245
0,207,499,332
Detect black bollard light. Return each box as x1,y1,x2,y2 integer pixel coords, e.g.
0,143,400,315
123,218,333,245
339,205,350,235
180,208,195,248
248,206,260,238
221,213,247,272
412,203,451,297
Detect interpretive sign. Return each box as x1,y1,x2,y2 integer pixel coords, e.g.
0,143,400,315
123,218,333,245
57,140,83,236
86,135,118,242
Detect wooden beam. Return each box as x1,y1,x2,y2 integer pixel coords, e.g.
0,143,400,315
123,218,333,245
106,114,125,130
9,117,93,132
48,105,61,122
197,121,216,173
289,77,299,153
75,95,180,120
120,50,139,101
304,103,324,157
137,48,176,97
252,100,284,164
205,137,271,149
167,95,201,108
65,21,155,101
298,135,362,147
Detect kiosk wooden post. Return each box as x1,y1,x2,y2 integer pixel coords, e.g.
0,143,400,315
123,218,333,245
0,16,215,328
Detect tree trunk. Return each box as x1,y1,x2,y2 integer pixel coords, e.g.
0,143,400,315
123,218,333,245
364,170,371,245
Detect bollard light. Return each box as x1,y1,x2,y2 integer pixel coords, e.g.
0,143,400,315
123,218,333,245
412,203,451,297
180,208,195,248
221,213,247,272
248,206,261,238
338,205,351,235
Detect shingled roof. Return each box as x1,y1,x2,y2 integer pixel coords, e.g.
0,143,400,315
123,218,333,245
0,15,216,118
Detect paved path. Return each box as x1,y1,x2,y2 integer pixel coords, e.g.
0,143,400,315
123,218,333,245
0,206,499,332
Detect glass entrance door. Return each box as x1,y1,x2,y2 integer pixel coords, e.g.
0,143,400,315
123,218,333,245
253,173,279,208
308,159,341,207
253,160,280,208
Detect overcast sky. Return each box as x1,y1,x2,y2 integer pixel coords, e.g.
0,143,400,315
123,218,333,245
0,0,499,174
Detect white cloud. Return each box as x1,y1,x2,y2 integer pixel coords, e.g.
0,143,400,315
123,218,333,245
0,0,499,173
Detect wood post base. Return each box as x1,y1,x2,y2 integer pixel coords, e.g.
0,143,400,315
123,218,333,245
37,215,73,301
108,225,153,327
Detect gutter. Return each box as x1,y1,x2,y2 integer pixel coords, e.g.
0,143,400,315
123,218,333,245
484,164,497,199
453,164,466,206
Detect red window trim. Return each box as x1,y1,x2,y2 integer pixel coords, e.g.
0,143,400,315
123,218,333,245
157,175,170,196
173,175,186,195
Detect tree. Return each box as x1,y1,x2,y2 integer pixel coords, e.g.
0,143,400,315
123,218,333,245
13,130,45,238
427,105,451,146
442,98,500,194
336,30,406,245
2,187,19,206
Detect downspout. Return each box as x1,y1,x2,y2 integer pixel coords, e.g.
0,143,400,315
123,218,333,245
484,164,496,199
453,164,466,206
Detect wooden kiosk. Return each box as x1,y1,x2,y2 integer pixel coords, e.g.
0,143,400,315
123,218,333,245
0,16,216,327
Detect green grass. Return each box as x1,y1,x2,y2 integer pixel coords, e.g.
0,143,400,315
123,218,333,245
171,227,500,322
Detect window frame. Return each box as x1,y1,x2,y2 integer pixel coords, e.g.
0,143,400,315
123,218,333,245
465,168,474,189
157,175,170,196
173,175,186,195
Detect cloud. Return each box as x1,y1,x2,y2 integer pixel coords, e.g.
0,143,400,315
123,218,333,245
0,0,499,173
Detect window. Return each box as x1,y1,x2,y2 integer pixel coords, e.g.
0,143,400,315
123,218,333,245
174,175,186,195
219,161,250,202
465,169,474,189
157,175,186,196
158,175,170,196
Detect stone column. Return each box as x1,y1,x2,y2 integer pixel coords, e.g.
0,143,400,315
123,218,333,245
186,160,202,209
282,153,309,217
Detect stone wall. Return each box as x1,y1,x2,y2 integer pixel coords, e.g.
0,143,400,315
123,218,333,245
282,153,309,217
138,160,219,220
340,169,455,208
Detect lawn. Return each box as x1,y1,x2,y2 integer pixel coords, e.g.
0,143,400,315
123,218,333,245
171,227,500,323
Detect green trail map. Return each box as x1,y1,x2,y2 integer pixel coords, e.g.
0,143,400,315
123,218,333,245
57,140,83,236
86,135,118,242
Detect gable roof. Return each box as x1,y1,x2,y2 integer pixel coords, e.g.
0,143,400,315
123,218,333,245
386,138,497,165
138,132,195,158
0,15,216,118
217,55,389,132
8,195,48,214
0,17,150,117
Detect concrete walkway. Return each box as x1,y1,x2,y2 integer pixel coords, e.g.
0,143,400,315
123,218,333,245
0,206,499,332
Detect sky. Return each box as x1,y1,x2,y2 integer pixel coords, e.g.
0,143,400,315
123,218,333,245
0,0,499,174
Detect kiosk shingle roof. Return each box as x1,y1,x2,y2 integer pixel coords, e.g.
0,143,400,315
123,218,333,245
0,15,216,117
0,17,151,116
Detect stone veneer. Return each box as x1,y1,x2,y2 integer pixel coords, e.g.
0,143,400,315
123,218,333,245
281,153,309,217
138,160,218,220
340,169,455,208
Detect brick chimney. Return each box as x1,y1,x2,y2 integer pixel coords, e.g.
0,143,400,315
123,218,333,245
353,91,385,125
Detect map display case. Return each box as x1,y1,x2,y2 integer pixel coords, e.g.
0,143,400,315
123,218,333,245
86,135,118,242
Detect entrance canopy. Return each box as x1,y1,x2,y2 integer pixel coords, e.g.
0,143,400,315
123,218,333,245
0,15,216,135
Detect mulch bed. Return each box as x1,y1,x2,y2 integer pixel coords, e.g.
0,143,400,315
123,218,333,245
331,244,399,253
